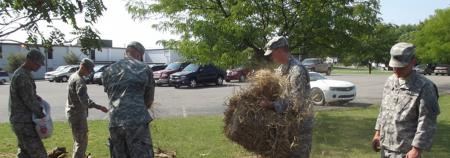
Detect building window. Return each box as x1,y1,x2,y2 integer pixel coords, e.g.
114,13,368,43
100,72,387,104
90,50,95,61
46,48,53,59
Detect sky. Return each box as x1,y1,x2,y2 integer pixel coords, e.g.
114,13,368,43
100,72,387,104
3,0,450,49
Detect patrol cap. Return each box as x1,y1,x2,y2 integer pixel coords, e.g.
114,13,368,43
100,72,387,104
264,36,289,56
80,58,95,71
126,41,145,54
26,49,45,66
389,42,416,68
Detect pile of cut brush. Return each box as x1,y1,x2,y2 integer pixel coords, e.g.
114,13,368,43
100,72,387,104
224,69,303,158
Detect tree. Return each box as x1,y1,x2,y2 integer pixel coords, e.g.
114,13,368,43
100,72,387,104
127,0,380,68
64,51,80,65
412,8,450,64
0,0,106,54
5,53,26,73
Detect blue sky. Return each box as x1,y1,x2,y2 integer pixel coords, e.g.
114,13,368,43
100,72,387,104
380,0,450,25
4,0,450,48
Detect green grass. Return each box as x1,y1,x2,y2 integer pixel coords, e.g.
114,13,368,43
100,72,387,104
332,67,392,75
1,95,449,158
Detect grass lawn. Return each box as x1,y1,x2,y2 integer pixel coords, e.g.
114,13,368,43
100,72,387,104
332,67,392,75
1,95,449,158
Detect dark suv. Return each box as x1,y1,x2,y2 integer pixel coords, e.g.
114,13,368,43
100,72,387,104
153,62,190,86
169,64,226,88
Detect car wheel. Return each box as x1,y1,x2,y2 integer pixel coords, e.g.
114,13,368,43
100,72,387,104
238,75,246,82
0,80,3,85
216,76,224,86
174,85,180,89
62,76,68,82
326,68,331,76
189,79,197,88
310,88,325,106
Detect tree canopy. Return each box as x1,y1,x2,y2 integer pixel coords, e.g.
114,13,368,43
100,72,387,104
412,8,450,64
127,0,380,68
0,0,106,54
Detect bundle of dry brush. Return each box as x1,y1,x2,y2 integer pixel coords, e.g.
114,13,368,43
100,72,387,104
224,69,305,158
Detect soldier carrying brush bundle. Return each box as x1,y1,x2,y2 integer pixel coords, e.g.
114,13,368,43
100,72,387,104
66,58,108,158
372,42,440,158
260,36,313,158
102,41,155,158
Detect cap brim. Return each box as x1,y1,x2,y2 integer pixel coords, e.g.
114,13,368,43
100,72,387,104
389,57,407,68
264,49,273,56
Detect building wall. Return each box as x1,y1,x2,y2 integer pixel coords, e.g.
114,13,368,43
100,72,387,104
0,43,183,79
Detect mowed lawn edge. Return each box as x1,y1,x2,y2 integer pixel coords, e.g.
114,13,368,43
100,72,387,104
0,95,449,158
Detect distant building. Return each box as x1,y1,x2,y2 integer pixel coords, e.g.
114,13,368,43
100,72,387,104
0,42,183,79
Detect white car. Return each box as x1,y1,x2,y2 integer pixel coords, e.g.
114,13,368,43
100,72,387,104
0,71,10,85
309,72,356,106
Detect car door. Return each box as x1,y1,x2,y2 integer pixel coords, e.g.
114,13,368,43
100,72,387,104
196,65,208,82
204,65,217,83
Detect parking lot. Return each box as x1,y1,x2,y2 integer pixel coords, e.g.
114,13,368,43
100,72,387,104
0,74,449,122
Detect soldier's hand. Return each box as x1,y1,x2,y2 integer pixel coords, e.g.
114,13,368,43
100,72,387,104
372,131,381,152
98,106,109,113
405,147,421,158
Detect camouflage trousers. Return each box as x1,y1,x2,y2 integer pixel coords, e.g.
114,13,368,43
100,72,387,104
11,122,47,158
290,117,314,158
381,148,408,158
109,124,154,158
68,116,88,158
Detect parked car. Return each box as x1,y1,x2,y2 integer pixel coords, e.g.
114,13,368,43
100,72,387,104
302,58,332,75
85,64,109,84
45,65,70,82
148,64,167,72
225,67,251,82
434,64,450,76
153,62,190,86
52,65,79,82
309,72,356,106
0,71,9,85
414,64,433,75
169,63,226,88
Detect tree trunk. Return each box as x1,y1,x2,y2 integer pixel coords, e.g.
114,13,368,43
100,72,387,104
368,63,372,74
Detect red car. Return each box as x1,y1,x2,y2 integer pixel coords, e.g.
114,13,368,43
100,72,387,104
225,67,251,82
153,62,190,86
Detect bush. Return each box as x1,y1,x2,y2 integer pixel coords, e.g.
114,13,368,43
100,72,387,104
63,51,80,65
5,53,26,73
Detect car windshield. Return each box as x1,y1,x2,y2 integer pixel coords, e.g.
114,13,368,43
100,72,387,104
302,59,318,64
309,73,326,81
60,67,73,73
183,64,200,72
93,65,105,72
55,66,66,71
165,63,182,70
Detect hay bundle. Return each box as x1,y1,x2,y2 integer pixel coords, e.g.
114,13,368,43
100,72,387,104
224,69,302,158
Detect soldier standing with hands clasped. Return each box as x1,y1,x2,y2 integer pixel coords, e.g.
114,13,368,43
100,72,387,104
372,42,440,158
66,58,108,158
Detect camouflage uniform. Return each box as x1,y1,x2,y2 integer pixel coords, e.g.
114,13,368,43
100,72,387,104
274,56,313,158
66,69,102,158
9,66,47,158
102,57,155,158
375,71,440,157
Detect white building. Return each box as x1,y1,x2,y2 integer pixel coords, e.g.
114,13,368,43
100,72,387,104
0,43,183,79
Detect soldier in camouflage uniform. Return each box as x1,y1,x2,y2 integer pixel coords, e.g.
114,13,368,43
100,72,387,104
102,41,155,158
260,36,313,158
372,42,440,158
66,58,108,158
9,50,48,158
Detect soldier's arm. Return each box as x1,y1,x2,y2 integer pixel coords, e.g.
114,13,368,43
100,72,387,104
412,83,440,150
76,80,101,109
144,68,155,109
17,77,45,118
273,67,310,113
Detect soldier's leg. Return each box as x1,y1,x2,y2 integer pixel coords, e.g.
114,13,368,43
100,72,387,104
124,124,154,158
69,117,88,158
290,117,314,158
380,148,406,158
12,123,47,158
109,126,129,158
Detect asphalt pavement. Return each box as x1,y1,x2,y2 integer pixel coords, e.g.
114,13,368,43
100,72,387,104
0,73,449,122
